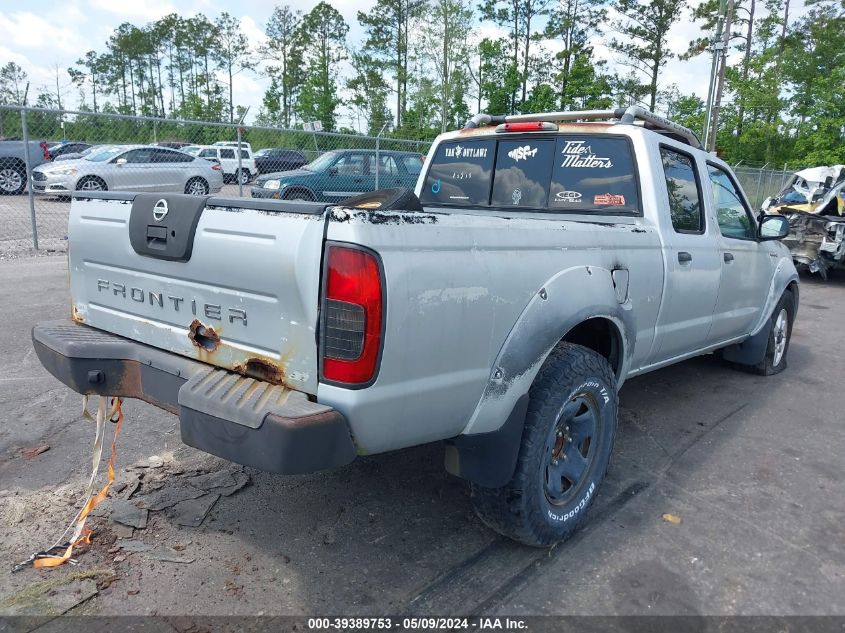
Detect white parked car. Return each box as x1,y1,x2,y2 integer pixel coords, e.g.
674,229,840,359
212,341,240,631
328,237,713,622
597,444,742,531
195,145,257,185
31,145,224,197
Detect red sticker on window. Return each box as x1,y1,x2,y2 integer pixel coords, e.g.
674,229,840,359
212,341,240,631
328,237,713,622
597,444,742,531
593,193,626,206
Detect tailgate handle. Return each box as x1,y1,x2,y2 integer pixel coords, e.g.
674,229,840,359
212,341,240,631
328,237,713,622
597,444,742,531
146,225,168,250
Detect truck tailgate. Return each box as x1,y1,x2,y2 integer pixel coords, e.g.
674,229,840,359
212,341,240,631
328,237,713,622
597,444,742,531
68,193,328,394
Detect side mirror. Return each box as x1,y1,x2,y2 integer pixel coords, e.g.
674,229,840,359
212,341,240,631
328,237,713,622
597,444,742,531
115,157,127,166
328,166,338,176
758,214,790,240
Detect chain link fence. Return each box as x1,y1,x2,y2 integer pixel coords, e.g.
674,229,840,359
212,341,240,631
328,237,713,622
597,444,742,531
1,105,796,257
0,105,432,256
731,164,793,210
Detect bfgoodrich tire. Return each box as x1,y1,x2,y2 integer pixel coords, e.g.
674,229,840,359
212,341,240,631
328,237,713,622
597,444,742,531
471,343,618,547
751,289,796,376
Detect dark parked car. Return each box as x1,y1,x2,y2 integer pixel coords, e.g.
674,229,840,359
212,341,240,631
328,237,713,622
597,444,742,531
251,149,423,202
47,142,92,160
254,148,307,174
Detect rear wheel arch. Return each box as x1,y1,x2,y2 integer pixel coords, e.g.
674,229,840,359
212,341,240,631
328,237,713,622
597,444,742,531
559,316,624,379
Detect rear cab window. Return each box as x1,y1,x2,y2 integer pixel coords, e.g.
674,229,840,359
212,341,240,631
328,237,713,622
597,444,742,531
419,134,640,214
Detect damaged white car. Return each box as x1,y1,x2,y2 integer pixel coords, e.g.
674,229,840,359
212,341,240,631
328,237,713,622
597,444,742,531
762,165,845,279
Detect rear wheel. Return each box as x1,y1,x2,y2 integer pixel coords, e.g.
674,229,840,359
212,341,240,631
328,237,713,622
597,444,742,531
0,162,26,195
238,168,251,185
185,177,209,196
471,343,618,547
76,176,107,193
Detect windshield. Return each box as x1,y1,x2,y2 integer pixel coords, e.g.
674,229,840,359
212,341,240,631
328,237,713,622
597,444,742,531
255,148,271,157
86,146,126,162
305,151,339,172
183,146,201,156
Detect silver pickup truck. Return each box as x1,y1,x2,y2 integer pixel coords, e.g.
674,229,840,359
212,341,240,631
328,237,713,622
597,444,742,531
32,107,798,546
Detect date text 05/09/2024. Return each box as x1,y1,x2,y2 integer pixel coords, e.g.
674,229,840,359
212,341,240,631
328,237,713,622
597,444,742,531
306,617,529,630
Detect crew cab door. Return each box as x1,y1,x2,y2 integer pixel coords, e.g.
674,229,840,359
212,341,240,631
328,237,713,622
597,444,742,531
650,146,722,362
705,164,773,343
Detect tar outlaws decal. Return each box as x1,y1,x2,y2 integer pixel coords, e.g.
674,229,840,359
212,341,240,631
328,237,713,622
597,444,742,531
507,145,538,162
445,144,488,159
560,140,613,169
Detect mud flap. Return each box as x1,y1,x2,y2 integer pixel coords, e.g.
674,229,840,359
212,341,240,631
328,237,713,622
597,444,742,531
444,393,530,488
721,321,770,365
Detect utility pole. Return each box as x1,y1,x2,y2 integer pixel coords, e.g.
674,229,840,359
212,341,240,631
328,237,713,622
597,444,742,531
703,0,730,151
708,0,734,152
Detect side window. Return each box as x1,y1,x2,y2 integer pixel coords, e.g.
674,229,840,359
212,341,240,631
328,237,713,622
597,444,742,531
151,149,190,163
240,150,249,159
377,155,398,175
334,153,371,176
198,149,216,159
122,148,153,164
419,139,496,206
491,139,555,208
708,165,756,239
401,155,423,176
220,148,236,160
660,147,704,233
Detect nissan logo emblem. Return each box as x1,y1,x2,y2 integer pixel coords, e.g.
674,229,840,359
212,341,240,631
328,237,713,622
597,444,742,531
153,199,169,222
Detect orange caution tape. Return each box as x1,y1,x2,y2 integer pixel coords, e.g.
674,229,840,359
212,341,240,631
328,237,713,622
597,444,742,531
33,397,123,569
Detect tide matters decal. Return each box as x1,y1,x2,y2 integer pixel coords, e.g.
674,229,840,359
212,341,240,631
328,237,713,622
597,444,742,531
560,140,613,169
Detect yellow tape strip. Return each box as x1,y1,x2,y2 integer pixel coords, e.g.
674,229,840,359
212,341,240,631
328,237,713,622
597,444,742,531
32,397,123,569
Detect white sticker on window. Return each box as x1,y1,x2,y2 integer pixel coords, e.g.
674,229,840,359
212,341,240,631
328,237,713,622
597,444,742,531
507,145,538,162
560,140,613,169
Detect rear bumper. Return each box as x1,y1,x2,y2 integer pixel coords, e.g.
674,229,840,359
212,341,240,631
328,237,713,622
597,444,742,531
32,320,357,474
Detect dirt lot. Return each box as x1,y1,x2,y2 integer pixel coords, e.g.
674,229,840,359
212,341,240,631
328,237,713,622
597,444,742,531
0,184,247,258
1,255,844,618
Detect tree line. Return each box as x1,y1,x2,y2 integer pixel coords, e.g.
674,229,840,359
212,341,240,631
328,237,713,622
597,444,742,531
0,0,842,166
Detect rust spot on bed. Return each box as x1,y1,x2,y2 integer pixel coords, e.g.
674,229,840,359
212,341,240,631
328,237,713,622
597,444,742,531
187,319,221,352
71,304,85,324
233,357,287,386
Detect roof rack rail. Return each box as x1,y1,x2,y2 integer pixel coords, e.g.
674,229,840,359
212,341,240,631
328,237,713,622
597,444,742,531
463,105,702,149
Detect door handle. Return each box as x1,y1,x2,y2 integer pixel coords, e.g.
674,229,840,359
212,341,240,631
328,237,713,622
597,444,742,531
678,251,692,264
724,252,735,263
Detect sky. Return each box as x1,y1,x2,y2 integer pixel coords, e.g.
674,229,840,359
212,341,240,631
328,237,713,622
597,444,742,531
0,0,804,128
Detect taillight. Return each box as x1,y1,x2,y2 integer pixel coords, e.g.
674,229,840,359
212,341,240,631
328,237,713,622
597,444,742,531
495,122,558,133
321,245,383,386
40,141,49,160
212,164,221,170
